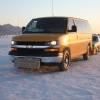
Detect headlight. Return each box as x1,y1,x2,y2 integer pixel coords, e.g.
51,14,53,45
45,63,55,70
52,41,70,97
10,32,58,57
51,41,57,45
45,41,59,46
11,41,16,45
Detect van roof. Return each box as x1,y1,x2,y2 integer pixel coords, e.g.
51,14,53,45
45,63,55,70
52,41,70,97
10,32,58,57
68,17,88,22
33,16,88,22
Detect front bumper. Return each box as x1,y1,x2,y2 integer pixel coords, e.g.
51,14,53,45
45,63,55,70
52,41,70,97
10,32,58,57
9,50,63,63
9,55,63,63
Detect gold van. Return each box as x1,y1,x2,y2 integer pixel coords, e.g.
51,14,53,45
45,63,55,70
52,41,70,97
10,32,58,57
9,17,92,71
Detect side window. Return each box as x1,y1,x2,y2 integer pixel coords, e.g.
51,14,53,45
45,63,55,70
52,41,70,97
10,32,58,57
97,37,99,42
84,22,91,33
74,20,82,33
68,19,74,30
79,20,86,33
99,36,100,42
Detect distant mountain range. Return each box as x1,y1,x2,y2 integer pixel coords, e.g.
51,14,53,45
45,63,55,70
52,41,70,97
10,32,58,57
0,24,21,35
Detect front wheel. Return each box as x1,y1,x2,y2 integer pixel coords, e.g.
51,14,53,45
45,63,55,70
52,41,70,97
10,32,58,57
83,45,91,60
58,49,70,71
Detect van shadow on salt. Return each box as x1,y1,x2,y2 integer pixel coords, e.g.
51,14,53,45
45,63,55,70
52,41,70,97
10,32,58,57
16,65,59,74
71,56,83,62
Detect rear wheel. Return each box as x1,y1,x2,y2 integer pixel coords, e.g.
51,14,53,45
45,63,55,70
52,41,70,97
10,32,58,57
83,45,91,60
58,49,70,71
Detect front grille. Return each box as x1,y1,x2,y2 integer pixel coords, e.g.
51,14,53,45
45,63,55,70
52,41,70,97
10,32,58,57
16,41,45,45
17,48,44,54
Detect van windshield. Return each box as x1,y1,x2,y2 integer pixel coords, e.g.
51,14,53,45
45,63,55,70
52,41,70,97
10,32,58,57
23,17,67,34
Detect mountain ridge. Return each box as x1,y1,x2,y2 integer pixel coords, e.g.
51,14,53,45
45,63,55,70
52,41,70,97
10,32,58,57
0,24,21,35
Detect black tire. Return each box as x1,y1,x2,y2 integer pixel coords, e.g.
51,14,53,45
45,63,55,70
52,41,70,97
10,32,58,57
58,49,70,71
83,45,91,60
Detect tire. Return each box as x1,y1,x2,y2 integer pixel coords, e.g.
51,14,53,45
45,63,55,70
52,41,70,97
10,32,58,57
58,49,70,71
83,45,91,60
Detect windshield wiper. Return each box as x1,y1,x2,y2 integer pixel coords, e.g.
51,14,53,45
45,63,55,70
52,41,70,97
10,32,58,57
23,31,35,33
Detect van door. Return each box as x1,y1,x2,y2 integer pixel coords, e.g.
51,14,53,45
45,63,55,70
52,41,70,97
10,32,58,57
68,19,79,58
74,20,84,55
75,20,92,55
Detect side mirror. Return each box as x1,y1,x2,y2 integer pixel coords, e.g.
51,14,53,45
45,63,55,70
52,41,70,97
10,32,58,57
68,25,77,32
72,25,77,32
22,27,25,32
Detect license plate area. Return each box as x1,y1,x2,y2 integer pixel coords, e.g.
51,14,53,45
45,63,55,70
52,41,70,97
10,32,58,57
14,58,40,69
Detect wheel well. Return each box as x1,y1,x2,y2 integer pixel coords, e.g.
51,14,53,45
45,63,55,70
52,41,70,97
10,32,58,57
63,47,70,52
63,47,71,59
88,43,91,46
88,43,92,55
88,42,92,50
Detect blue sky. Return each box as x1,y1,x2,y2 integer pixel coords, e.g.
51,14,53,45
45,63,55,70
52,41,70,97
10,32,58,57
0,0,100,33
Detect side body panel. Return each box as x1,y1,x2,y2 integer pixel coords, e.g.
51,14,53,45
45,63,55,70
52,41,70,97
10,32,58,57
67,18,92,59
69,32,79,58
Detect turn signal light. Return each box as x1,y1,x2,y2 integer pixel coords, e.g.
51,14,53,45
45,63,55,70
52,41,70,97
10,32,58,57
44,48,59,52
11,48,17,51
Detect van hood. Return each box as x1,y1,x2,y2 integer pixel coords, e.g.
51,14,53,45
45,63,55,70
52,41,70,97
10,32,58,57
12,34,64,41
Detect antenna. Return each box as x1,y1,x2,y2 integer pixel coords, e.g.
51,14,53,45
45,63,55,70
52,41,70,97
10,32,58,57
51,0,54,16
18,13,20,35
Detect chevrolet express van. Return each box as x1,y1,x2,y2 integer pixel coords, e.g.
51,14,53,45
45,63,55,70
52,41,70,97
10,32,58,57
9,17,92,71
